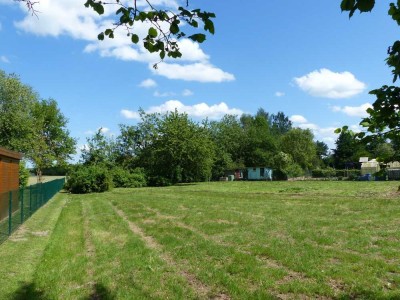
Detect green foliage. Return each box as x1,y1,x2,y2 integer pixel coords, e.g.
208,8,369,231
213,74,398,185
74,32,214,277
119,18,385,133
280,128,317,169
81,128,116,168
111,167,147,188
65,165,113,194
19,161,30,188
136,110,215,185
312,168,337,178
83,1,215,64
339,1,400,149
31,99,76,180
0,71,76,178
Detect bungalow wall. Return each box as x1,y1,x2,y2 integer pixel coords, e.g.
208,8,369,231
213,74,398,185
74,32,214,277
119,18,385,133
247,167,272,180
0,148,23,221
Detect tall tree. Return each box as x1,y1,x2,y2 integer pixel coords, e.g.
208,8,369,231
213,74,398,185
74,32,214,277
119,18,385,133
31,99,76,180
137,110,215,184
81,128,116,168
0,70,37,153
280,128,317,170
270,112,292,136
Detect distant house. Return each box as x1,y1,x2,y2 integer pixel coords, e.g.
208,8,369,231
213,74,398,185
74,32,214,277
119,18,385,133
246,167,272,181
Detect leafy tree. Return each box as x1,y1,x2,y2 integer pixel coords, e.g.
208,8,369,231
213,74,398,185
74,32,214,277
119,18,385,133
81,128,117,168
280,128,317,170
0,70,37,153
333,131,360,169
0,71,76,181
208,115,245,178
339,1,400,144
270,111,292,136
240,113,277,167
31,99,76,181
137,110,215,184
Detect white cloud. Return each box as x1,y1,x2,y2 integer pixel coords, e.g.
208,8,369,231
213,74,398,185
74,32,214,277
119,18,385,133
8,0,232,83
139,78,157,88
121,109,140,120
121,100,243,120
153,91,175,97
290,115,307,124
0,55,10,63
151,62,235,82
182,89,193,96
100,127,110,134
330,102,372,117
275,91,285,97
294,68,366,99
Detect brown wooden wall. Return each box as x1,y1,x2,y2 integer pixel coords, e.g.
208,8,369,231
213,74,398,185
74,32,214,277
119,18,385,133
0,148,23,194
0,157,20,193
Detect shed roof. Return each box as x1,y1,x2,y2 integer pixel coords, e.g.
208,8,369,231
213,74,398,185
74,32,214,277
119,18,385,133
0,147,23,160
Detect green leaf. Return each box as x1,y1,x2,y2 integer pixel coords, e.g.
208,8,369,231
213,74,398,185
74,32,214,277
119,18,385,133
357,0,375,12
105,29,113,36
97,32,105,41
131,34,139,44
93,3,104,15
334,128,342,134
204,19,215,34
160,50,165,60
189,34,206,43
360,121,370,127
148,27,158,38
170,23,179,34
341,0,355,11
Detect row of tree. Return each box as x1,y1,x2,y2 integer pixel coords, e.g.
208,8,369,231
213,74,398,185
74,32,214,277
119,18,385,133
80,108,327,185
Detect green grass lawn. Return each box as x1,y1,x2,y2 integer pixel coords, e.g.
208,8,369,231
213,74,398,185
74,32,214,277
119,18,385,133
0,181,399,299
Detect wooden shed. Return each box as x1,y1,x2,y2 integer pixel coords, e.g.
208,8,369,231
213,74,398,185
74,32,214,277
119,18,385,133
0,147,23,194
246,167,273,181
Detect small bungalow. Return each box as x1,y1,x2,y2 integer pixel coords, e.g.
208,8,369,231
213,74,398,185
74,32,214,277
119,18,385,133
0,147,23,221
360,158,380,176
246,167,272,181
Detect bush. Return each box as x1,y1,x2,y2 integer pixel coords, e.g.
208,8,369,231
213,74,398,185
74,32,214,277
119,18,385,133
148,176,172,187
111,167,147,188
19,161,30,188
65,165,113,194
312,168,336,178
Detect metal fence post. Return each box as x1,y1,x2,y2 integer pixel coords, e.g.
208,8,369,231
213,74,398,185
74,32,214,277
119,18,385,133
8,191,12,236
29,185,32,216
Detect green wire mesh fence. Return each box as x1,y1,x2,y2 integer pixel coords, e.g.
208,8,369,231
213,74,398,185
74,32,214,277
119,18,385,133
0,178,65,244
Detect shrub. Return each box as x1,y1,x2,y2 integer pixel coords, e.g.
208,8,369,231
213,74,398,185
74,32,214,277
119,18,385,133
19,161,30,188
148,176,172,187
111,167,147,188
65,164,113,194
312,168,336,178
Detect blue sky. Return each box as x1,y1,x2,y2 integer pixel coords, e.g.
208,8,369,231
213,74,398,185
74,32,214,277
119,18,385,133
0,0,398,156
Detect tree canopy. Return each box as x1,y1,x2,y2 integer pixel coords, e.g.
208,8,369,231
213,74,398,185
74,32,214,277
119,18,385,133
338,0,400,145
0,70,76,180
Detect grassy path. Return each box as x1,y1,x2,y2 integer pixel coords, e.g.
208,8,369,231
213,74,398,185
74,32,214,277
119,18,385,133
0,193,68,299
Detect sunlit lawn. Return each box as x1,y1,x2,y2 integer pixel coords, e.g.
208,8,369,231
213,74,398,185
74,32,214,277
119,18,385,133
0,181,399,299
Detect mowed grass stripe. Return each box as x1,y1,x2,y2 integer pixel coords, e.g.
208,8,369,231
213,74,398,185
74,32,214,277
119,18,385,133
113,198,282,299
111,203,217,299
83,196,198,299
0,193,67,299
